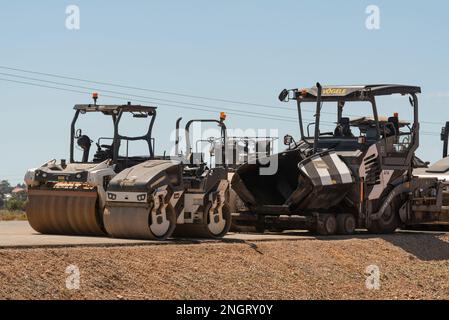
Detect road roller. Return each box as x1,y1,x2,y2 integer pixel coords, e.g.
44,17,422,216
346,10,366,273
104,115,232,239
24,95,231,240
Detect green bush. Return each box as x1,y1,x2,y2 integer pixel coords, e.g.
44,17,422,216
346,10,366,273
6,198,26,211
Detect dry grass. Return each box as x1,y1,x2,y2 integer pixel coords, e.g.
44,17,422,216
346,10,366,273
0,210,27,221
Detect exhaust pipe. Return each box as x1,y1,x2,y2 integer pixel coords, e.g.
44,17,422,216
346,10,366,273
175,117,182,156
313,82,323,154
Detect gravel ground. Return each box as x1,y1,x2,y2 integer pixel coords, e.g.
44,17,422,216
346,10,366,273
1,233,449,300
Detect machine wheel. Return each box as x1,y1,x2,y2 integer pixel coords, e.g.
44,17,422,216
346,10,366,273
336,214,356,235
367,197,400,234
149,202,177,240
316,214,337,235
173,203,232,239
207,203,232,238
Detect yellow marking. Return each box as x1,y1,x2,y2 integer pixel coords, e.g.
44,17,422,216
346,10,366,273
323,88,347,95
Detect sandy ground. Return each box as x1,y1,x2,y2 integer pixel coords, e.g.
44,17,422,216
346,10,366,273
1,232,449,300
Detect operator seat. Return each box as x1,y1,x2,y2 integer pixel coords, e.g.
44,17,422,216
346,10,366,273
77,135,92,163
366,127,378,141
334,117,353,137
384,116,399,138
388,116,400,134
183,152,206,177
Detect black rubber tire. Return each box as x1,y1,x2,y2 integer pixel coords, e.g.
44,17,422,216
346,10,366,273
316,214,337,235
336,214,356,235
367,198,400,234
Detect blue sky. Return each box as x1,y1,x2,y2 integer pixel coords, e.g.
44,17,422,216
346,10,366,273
1,0,449,183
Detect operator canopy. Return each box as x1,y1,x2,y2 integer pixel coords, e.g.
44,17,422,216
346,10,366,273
281,84,422,102
74,104,157,115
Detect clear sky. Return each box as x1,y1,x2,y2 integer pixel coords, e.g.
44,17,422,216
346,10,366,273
1,0,449,184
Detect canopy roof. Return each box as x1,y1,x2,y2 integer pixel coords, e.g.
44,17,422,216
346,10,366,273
294,84,421,102
73,104,157,115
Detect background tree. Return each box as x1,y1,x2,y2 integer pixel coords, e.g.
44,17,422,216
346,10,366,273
0,180,12,195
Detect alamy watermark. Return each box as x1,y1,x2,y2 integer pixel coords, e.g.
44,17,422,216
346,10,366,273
64,5,379,32
66,264,80,290
365,5,380,30
169,125,280,176
65,5,80,30
365,265,380,290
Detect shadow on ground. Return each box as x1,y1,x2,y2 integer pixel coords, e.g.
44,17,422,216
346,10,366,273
275,229,449,262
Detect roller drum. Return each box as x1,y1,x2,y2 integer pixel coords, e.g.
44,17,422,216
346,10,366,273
26,188,105,236
103,203,177,240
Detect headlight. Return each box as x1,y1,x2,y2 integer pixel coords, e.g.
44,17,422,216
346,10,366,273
107,193,117,200
42,173,47,178
75,173,82,179
137,194,146,201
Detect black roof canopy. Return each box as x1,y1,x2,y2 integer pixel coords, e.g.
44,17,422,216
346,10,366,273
295,84,421,102
73,104,157,115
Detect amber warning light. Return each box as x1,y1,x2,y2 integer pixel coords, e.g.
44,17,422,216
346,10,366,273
92,92,99,105
220,112,227,121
